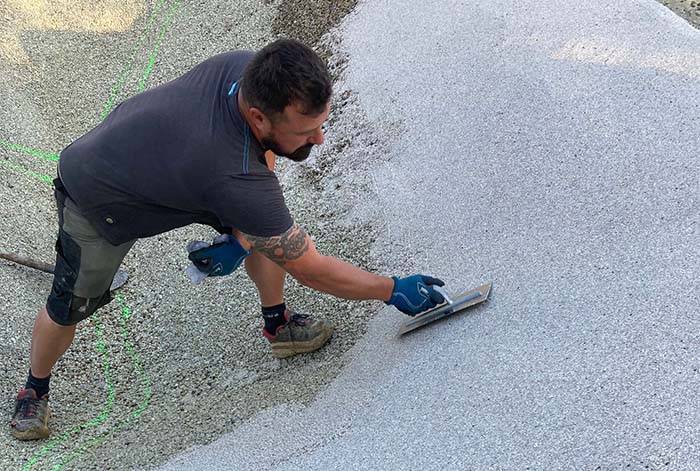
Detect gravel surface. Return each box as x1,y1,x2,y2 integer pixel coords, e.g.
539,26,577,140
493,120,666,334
0,1,383,470
2,1,697,470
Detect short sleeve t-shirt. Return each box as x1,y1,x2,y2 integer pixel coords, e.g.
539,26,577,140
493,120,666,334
58,50,293,246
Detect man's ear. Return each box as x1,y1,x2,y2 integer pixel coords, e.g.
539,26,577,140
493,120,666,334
248,107,271,135
264,150,276,171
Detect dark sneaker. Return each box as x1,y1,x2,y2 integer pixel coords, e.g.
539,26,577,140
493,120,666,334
10,389,50,440
263,309,334,359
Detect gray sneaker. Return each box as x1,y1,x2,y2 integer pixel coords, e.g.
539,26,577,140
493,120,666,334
10,389,50,440
263,309,334,359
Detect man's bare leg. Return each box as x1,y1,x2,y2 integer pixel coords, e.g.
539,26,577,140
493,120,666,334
244,250,285,306
30,307,77,378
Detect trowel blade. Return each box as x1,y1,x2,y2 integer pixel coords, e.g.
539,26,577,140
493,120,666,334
109,269,129,291
397,281,492,336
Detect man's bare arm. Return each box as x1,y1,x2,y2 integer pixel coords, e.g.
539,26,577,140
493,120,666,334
238,224,393,302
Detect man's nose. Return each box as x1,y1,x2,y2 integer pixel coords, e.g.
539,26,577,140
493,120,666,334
309,128,324,145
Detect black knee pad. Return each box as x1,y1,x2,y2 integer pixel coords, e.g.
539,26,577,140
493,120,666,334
47,291,112,326
68,292,112,324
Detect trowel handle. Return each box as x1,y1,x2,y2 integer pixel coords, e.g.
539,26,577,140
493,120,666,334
433,285,453,304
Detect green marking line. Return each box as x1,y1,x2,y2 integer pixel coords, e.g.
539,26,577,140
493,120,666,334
22,315,116,471
100,0,168,120
0,140,55,183
0,159,52,183
138,0,181,92
48,294,152,471
0,140,59,162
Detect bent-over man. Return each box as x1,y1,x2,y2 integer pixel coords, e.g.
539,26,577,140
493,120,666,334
10,39,445,440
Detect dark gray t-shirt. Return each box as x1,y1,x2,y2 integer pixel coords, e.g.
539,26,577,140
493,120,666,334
58,50,293,246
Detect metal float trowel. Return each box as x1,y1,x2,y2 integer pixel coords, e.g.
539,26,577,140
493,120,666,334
397,281,492,336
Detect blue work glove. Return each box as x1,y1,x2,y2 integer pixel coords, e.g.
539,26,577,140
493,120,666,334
386,275,446,316
187,235,251,277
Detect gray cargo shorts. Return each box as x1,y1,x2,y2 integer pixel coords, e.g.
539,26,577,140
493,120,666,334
46,178,136,325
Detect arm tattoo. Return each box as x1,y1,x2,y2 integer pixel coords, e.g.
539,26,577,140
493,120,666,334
243,224,310,266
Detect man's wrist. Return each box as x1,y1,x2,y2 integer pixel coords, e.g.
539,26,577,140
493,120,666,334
381,276,395,303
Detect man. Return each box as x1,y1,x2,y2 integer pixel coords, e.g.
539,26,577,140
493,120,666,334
10,39,446,440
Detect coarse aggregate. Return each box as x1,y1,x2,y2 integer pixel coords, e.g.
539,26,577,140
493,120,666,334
155,0,700,469
0,0,388,470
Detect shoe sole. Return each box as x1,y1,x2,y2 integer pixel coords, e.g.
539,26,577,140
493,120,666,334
271,326,334,359
11,407,50,441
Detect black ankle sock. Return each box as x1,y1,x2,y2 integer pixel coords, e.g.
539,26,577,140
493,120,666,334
25,369,50,398
262,302,287,335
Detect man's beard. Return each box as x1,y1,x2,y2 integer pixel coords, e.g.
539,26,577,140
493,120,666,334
262,136,314,162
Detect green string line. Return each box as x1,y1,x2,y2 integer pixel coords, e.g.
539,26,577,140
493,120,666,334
0,159,52,183
48,294,152,471
0,140,59,162
21,315,116,471
100,0,168,121
138,0,181,92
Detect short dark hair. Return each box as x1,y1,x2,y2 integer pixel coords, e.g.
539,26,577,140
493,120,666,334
240,39,332,122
